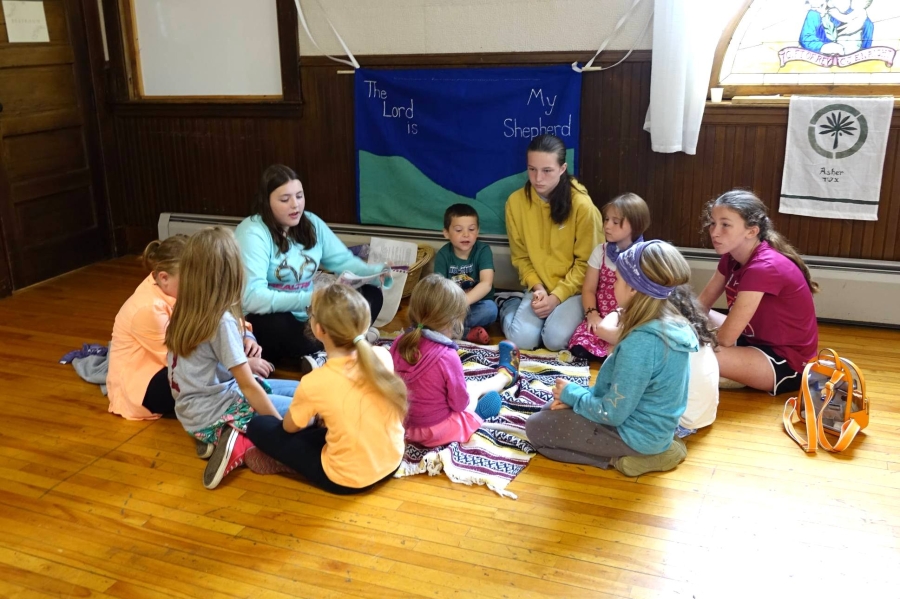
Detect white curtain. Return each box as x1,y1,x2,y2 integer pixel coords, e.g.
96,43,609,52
643,0,742,155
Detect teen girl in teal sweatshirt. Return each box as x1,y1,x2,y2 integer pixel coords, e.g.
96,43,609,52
525,240,699,477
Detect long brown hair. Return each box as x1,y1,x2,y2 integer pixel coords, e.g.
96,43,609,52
397,274,467,365
142,235,187,278
253,164,317,254
703,189,819,293
668,284,718,348
524,134,584,224
618,242,692,341
165,228,245,357
310,283,407,415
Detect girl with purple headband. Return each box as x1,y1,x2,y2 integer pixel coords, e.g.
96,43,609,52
526,240,698,477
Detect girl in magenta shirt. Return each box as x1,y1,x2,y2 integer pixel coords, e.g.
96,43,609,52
390,274,520,447
698,190,819,394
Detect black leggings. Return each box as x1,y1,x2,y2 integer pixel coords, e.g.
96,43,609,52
141,367,175,416
246,415,398,495
246,284,384,364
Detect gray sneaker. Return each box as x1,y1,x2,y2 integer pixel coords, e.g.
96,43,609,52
494,291,524,313
195,438,215,460
615,438,687,477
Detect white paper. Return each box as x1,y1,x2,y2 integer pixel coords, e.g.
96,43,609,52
368,237,418,327
368,237,418,268
3,1,50,43
337,266,393,290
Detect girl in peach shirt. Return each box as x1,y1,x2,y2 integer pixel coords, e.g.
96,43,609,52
107,237,187,421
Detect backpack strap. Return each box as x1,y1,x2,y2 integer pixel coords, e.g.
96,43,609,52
783,361,818,453
816,416,862,452
816,353,865,453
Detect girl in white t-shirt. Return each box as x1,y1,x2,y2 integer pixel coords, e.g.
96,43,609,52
668,285,719,436
568,193,650,360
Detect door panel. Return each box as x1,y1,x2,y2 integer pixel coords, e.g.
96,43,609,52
17,187,97,239
0,65,79,113
6,127,86,179
0,0,110,291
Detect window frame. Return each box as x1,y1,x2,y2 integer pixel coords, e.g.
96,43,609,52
102,0,302,114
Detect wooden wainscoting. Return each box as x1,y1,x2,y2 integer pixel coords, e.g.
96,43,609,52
0,256,899,597
96,50,900,261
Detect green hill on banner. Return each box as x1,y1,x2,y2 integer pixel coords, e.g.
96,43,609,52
358,150,573,235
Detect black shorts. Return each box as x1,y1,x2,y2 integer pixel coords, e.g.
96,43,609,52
736,337,803,396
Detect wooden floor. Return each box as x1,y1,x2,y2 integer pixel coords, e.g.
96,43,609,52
2,256,899,599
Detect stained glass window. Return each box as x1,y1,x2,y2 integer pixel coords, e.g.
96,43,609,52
719,0,900,86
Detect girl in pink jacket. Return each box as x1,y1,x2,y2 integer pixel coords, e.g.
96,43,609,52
390,275,519,447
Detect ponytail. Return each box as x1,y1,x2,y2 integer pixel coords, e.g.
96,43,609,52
763,226,820,294
309,284,407,415
142,235,187,276
397,325,424,366
354,338,408,417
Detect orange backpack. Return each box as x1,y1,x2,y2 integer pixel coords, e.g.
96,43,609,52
782,348,870,453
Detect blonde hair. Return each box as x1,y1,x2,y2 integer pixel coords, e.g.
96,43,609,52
618,242,692,341
310,283,408,415
397,274,467,365
142,235,187,278
165,228,245,357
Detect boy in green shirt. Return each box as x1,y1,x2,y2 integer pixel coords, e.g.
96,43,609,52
434,204,497,344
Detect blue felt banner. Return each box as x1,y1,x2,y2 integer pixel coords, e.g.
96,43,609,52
355,66,582,234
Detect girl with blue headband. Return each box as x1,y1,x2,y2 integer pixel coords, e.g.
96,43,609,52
526,240,698,476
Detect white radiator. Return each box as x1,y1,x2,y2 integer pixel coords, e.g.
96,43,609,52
158,213,900,327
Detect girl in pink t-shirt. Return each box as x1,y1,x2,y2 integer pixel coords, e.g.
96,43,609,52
391,275,520,447
698,190,819,395
568,193,650,360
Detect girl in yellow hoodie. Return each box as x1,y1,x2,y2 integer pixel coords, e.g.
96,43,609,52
501,134,604,350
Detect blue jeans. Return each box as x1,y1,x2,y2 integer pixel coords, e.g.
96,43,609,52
265,378,299,416
500,292,583,351
464,299,499,334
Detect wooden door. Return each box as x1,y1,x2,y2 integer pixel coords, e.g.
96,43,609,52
0,0,110,294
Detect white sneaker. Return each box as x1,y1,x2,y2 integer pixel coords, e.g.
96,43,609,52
366,326,380,344
718,376,747,389
300,351,327,376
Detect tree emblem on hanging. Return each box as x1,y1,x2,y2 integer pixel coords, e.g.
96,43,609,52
807,103,868,159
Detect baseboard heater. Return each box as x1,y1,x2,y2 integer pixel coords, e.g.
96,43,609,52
158,213,900,327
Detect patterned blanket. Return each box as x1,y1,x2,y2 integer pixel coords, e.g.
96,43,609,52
391,342,590,499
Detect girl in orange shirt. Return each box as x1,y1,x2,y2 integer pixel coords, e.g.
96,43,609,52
236,283,407,495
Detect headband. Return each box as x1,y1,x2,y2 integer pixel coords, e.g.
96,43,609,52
615,240,675,300
352,334,365,344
